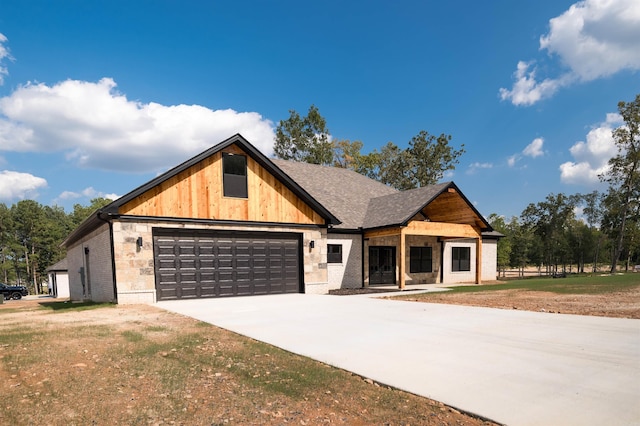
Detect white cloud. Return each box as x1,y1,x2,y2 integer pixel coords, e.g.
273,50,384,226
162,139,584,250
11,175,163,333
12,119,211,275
0,78,276,172
523,137,545,158
0,33,11,85
57,187,119,202
467,162,493,174
559,113,621,185
500,0,640,105
0,170,47,201
499,62,569,106
509,137,545,167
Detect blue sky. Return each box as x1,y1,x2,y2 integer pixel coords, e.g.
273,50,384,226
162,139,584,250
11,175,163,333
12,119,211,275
0,0,638,219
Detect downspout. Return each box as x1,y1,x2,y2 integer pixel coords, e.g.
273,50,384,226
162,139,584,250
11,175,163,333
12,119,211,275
360,228,365,288
97,210,119,303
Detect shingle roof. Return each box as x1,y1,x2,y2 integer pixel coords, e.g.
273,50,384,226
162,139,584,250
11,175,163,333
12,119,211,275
362,182,451,229
47,258,68,272
271,160,491,232
271,159,398,229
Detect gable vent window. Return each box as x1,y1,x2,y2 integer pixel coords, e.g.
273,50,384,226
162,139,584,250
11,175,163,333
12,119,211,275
327,244,343,264
223,153,248,198
452,246,471,272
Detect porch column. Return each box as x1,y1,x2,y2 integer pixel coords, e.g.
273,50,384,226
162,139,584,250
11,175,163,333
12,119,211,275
475,236,482,284
399,227,406,289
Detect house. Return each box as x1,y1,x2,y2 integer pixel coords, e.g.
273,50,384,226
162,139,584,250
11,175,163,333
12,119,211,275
46,258,70,298
62,134,496,304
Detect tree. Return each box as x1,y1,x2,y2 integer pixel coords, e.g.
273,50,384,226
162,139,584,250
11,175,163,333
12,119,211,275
274,105,333,165
600,94,640,273
581,191,606,272
377,142,415,190
488,213,512,277
11,200,45,293
408,131,465,187
521,193,577,274
373,132,465,190
275,107,465,189
0,203,15,283
71,197,113,227
507,216,533,277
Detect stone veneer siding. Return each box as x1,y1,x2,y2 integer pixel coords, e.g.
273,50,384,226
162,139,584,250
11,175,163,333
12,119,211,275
67,224,115,303
112,219,328,304
326,234,362,291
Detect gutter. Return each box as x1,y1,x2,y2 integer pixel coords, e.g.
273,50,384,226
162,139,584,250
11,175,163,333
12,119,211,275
96,210,119,303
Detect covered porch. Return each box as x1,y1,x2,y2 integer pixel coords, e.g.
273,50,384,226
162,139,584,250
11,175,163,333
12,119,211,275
364,220,483,289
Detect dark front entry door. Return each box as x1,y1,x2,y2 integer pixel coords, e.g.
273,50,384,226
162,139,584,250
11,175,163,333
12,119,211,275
369,246,396,285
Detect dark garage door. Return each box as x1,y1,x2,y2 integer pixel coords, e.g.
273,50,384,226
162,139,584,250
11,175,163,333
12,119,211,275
153,229,302,300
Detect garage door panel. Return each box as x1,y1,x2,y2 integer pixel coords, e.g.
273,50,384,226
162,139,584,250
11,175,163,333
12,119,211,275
153,229,302,300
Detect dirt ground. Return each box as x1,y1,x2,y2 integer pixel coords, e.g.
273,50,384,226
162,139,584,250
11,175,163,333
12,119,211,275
0,298,495,426
399,287,640,319
331,284,640,319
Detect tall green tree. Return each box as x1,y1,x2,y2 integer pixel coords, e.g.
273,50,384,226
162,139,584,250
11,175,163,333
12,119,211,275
581,191,606,272
70,197,113,227
274,105,333,165
0,203,15,283
408,131,465,187
11,200,45,292
488,214,512,277
521,193,577,273
373,132,465,190
600,94,640,273
507,216,534,276
377,142,415,190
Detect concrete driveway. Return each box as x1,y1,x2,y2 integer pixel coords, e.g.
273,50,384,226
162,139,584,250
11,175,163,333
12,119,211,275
158,294,640,426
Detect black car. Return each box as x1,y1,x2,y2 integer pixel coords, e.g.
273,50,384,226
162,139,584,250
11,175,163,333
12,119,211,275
0,283,29,300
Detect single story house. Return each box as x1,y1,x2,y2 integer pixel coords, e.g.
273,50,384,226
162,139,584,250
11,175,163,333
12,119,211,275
46,258,70,298
62,134,497,304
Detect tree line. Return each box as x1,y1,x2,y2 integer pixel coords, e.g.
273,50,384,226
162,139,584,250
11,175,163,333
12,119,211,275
490,94,639,275
0,198,111,293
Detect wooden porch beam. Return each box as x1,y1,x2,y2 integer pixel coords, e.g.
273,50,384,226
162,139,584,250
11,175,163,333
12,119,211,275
476,236,482,284
364,227,402,239
399,227,406,289
405,221,480,239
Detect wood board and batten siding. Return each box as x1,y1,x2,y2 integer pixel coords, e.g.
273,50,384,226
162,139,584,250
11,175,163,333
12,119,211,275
118,144,325,225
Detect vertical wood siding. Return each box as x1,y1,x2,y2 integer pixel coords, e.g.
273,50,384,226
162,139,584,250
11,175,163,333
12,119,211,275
118,144,324,225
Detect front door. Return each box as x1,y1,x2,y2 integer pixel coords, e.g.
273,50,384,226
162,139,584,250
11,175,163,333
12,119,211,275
369,246,396,285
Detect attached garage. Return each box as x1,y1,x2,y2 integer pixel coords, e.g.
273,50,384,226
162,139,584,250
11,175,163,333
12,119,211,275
153,229,302,300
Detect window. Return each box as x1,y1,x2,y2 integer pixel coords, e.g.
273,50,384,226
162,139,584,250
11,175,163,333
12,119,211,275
452,247,471,272
327,244,342,263
222,153,248,198
410,246,432,273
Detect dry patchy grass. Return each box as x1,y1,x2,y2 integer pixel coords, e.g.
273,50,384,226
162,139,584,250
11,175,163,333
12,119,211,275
0,299,493,426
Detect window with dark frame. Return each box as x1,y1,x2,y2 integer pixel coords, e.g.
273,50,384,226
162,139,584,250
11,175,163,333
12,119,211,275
452,246,471,272
222,153,248,198
327,244,342,263
410,246,432,273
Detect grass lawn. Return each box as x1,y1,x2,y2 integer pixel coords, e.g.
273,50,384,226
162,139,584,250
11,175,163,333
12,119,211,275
441,273,640,295
394,272,640,319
